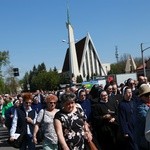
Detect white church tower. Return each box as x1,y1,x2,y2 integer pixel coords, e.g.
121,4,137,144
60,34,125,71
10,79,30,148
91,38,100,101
66,6,80,80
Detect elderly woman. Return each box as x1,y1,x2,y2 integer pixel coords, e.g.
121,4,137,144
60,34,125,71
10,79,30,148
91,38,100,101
54,92,92,150
118,87,139,150
9,92,37,150
91,90,119,150
33,94,59,150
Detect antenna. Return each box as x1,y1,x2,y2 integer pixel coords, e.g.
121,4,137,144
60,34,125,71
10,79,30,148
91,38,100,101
115,46,119,63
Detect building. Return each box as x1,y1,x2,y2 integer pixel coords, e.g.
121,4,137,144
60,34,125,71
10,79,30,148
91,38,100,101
137,58,150,79
62,9,106,82
125,55,137,73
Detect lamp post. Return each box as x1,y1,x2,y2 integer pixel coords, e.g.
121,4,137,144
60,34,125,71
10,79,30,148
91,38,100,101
140,43,150,77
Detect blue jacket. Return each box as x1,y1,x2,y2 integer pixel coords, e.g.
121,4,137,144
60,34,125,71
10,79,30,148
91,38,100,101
77,99,92,123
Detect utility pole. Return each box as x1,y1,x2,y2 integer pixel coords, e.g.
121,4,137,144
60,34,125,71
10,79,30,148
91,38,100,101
140,43,150,77
115,46,119,63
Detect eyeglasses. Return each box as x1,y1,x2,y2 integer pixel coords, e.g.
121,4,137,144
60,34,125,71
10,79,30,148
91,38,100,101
143,93,150,98
101,94,108,97
48,102,56,104
25,102,32,104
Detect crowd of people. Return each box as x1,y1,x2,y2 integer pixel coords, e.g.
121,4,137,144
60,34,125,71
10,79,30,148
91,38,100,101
0,75,150,150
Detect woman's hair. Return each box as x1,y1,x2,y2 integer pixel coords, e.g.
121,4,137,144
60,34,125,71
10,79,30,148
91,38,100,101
61,92,76,104
45,94,58,102
22,92,32,101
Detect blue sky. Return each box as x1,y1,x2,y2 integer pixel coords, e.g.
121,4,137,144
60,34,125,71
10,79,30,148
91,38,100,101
0,0,150,78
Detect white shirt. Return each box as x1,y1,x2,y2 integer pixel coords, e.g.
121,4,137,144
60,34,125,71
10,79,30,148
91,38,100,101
10,106,37,137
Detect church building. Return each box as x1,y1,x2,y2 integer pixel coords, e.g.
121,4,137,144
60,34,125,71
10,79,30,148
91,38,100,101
62,8,106,82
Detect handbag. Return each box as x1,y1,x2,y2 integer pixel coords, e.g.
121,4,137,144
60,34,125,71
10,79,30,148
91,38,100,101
7,132,25,148
36,109,45,143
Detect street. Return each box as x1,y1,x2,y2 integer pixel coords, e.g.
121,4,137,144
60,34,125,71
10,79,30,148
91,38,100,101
0,126,17,150
0,126,42,150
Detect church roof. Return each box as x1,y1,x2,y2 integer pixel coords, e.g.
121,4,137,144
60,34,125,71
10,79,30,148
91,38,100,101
62,37,86,72
136,58,150,70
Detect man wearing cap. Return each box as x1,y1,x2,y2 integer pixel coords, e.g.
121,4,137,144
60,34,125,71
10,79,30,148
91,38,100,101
135,84,150,150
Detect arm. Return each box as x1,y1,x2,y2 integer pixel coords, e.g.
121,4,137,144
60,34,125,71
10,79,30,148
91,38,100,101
84,121,92,142
54,119,70,150
33,109,44,144
1,104,6,118
33,123,39,144
9,109,18,140
26,111,37,125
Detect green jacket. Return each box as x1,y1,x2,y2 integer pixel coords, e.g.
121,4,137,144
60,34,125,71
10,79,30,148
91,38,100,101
2,102,13,118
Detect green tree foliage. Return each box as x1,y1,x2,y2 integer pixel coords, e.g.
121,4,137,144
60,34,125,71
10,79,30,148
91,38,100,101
109,54,146,75
59,73,70,84
0,51,10,69
0,78,5,94
37,62,46,73
22,63,61,92
76,75,83,83
109,54,131,74
0,51,10,94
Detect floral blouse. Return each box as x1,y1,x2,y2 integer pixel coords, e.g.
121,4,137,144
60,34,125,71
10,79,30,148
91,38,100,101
54,106,86,150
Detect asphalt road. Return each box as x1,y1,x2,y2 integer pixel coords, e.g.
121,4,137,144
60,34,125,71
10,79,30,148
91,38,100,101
0,126,42,150
0,126,17,150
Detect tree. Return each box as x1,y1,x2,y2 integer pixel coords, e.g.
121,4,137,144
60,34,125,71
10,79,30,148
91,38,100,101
0,78,5,94
59,73,70,84
4,66,20,94
37,62,46,73
76,75,83,83
109,53,130,74
0,51,10,69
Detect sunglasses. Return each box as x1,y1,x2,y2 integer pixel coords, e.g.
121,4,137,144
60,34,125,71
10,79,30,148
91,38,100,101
48,102,56,104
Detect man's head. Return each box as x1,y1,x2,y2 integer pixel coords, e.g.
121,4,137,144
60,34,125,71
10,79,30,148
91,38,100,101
138,84,150,97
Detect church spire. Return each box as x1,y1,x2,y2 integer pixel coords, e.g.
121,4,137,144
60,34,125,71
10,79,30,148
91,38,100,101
66,0,80,82
66,0,70,25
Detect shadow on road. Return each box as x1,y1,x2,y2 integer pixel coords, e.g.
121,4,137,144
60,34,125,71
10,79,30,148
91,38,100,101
0,126,42,150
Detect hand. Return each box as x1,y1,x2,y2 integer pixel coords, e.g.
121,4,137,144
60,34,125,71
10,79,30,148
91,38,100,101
26,117,33,124
103,114,111,119
109,117,115,122
33,136,37,144
84,131,93,142
124,134,129,138
1,117,5,121
9,136,15,141
10,115,14,118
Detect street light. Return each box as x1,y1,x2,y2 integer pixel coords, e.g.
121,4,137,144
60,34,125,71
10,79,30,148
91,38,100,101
140,43,150,77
